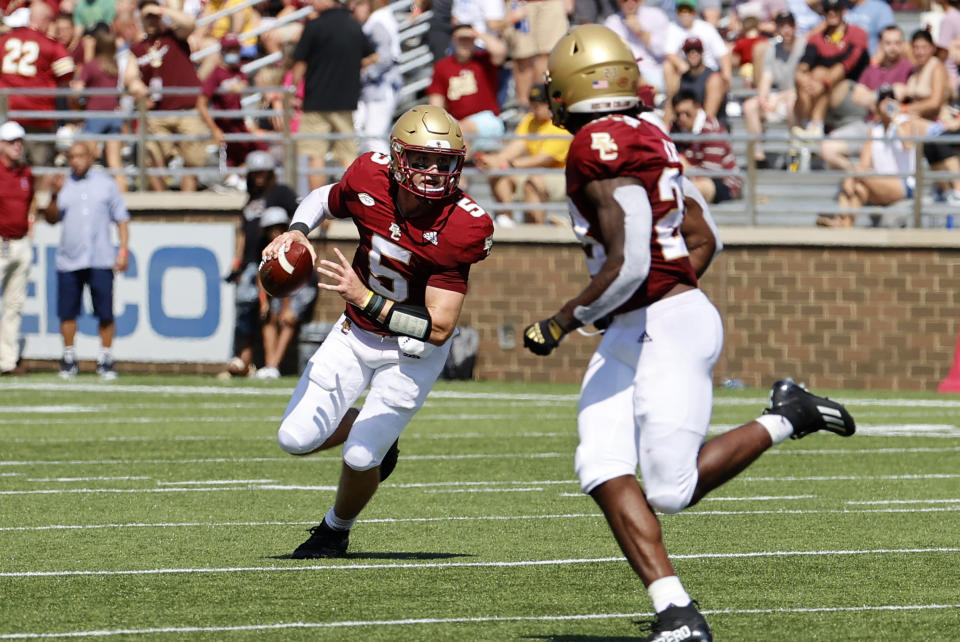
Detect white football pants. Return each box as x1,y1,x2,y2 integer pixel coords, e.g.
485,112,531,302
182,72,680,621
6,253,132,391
277,314,451,471
575,288,723,514
0,237,31,372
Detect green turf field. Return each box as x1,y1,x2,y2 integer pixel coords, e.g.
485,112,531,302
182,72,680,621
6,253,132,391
1,375,958,640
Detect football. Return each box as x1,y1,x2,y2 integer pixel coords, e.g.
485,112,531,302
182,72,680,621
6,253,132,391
258,243,314,298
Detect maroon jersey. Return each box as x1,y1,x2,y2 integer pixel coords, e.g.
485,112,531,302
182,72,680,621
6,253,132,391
131,32,202,111
565,113,697,313
328,152,494,335
0,161,33,239
0,26,74,129
201,66,247,131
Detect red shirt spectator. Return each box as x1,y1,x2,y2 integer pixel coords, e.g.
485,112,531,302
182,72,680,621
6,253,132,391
427,25,503,120
0,25,74,129
801,22,870,82
130,31,201,110
0,124,33,240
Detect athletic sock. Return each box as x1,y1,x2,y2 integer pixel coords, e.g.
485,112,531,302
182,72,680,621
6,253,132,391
757,413,794,445
63,346,76,361
648,575,692,613
324,508,355,532
98,348,113,364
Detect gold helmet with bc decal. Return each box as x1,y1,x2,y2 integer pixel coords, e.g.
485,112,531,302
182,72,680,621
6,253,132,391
389,105,466,199
545,24,640,129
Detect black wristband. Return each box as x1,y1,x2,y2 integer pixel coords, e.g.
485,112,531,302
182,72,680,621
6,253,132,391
288,222,310,237
362,292,387,320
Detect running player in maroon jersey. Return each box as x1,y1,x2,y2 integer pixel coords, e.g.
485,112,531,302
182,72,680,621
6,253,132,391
522,25,855,641
262,105,493,559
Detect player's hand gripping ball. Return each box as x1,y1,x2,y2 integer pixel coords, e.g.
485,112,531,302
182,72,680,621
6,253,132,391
258,242,314,298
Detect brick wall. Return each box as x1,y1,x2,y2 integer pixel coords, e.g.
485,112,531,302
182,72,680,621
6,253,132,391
311,227,960,391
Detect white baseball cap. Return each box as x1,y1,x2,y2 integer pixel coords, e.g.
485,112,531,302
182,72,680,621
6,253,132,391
245,150,276,172
0,121,26,142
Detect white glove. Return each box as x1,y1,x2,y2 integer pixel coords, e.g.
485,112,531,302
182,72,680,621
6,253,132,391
398,336,435,358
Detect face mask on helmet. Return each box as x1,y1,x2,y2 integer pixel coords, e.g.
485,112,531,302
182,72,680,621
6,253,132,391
391,141,465,199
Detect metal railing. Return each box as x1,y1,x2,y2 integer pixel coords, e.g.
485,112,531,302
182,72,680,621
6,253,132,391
2,86,959,226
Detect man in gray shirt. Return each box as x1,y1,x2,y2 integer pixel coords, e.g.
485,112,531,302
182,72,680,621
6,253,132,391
741,10,806,166
44,142,130,380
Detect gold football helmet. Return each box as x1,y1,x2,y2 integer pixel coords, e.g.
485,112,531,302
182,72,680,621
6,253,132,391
545,24,640,129
389,105,466,199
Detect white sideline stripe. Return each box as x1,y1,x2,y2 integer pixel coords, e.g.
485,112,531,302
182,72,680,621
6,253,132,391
2,406,99,413
2,547,958,579
423,487,544,494
5,381,960,407
705,495,815,501
2,604,958,639
3,506,960,532
847,499,960,505
26,477,149,483
156,480,277,486
3,447,960,469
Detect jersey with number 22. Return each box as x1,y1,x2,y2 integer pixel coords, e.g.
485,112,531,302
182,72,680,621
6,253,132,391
565,113,697,314
327,152,494,335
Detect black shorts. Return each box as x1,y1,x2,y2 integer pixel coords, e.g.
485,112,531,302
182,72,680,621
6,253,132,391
711,177,735,203
57,268,114,322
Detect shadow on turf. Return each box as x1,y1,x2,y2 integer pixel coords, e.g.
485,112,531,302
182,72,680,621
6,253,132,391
269,552,474,561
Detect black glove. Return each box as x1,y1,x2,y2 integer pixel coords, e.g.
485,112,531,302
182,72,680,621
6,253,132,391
523,316,567,356
224,268,243,283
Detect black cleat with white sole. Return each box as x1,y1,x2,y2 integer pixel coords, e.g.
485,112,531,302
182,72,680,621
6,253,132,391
639,603,713,642
764,378,856,439
290,520,349,559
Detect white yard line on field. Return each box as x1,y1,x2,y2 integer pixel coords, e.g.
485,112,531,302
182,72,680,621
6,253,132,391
847,499,960,505
2,505,960,533
2,548,959,579
3,446,960,469
1,603,958,639
26,477,149,483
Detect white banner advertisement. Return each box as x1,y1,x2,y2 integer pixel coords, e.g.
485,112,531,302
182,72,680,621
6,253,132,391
14,221,236,363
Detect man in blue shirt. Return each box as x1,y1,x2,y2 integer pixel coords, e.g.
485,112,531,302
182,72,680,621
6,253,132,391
44,142,130,380
844,0,895,54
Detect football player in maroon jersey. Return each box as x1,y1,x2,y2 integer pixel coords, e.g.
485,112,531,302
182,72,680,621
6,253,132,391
522,25,856,641
262,105,493,559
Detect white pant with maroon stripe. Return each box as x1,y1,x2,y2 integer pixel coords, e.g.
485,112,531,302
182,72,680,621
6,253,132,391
277,313,451,471
575,288,723,514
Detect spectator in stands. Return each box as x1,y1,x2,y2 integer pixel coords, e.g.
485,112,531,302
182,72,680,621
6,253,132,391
197,33,267,178
72,0,116,50
785,0,821,36
414,0,455,60
351,0,401,155
603,0,680,94
820,25,913,170
0,121,33,377
936,0,960,98
193,0,258,80
474,84,571,225
502,0,568,108
125,0,206,192
825,86,914,227
902,29,953,121
731,16,767,87
43,141,129,379
0,1,76,195
427,23,507,155
663,0,731,122
672,89,742,203
290,0,375,191
572,0,617,25
742,10,805,167
451,0,507,36
256,206,317,379
677,37,728,129
222,150,299,379
791,0,869,140
54,11,79,54
258,0,310,55
843,0,894,55
73,24,127,191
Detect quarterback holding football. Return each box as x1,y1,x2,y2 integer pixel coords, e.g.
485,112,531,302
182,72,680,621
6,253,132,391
521,24,856,642
262,105,493,559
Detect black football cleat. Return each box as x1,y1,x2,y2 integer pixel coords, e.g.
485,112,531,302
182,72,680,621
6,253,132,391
639,603,712,642
764,378,856,439
379,439,399,482
290,521,349,559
